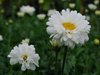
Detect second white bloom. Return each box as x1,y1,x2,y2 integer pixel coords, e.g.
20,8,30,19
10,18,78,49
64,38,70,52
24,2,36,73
20,5,35,16
8,43,40,71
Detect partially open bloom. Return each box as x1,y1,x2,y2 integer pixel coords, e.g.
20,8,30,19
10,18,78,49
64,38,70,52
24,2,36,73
21,38,30,44
37,14,46,20
86,16,90,21
94,38,99,44
8,43,40,71
50,40,59,48
17,12,24,17
0,35,3,41
38,0,44,4
94,0,99,5
88,4,97,10
46,9,91,48
69,3,75,9
9,19,13,23
47,9,56,16
95,10,100,15
20,5,35,16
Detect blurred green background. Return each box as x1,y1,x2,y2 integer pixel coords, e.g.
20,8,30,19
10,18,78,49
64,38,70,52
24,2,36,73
0,0,100,75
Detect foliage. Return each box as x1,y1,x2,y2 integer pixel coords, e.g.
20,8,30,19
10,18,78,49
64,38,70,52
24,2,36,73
0,0,100,75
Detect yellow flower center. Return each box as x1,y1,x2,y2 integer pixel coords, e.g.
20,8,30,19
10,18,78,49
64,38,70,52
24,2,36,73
21,55,28,61
62,23,76,31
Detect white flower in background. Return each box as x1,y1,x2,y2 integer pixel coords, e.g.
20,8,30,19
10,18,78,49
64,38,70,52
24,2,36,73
86,16,90,21
88,4,97,10
0,35,3,41
21,38,30,44
17,12,24,17
20,5,35,16
47,9,56,16
95,10,100,15
37,14,46,20
94,0,99,5
8,43,40,71
38,0,44,4
46,9,91,48
69,3,75,9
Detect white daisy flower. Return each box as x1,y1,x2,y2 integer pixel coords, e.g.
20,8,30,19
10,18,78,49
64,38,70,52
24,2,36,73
88,4,97,10
0,35,3,41
8,43,40,71
47,9,56,16
46,9,91,48
21,38,30,44
20,5,35,16
37,14,46,20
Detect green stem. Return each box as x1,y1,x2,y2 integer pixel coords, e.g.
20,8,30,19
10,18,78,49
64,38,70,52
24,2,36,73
62,46,68,75
96,47,99,75
8,25,12,50
55,51,58,75
26,69,27,75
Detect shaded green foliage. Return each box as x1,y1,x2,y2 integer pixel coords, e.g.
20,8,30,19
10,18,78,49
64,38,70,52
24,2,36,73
0,0,100,75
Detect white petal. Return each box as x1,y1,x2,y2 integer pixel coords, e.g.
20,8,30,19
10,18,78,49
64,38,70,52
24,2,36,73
30,64,36,71
10,58,18,65
21,64,26,71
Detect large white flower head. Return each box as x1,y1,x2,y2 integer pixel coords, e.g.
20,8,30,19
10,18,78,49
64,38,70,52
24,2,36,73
20,5,35,16
46,9,91,48
8,43,40,71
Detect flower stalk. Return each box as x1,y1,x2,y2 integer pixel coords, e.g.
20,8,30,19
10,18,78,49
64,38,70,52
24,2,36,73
26,69,27,75
62,46,68,75
55,50,58,75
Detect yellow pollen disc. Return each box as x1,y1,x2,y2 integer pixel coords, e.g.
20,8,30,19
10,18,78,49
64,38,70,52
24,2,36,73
62,23,76,31
21,55,27,61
